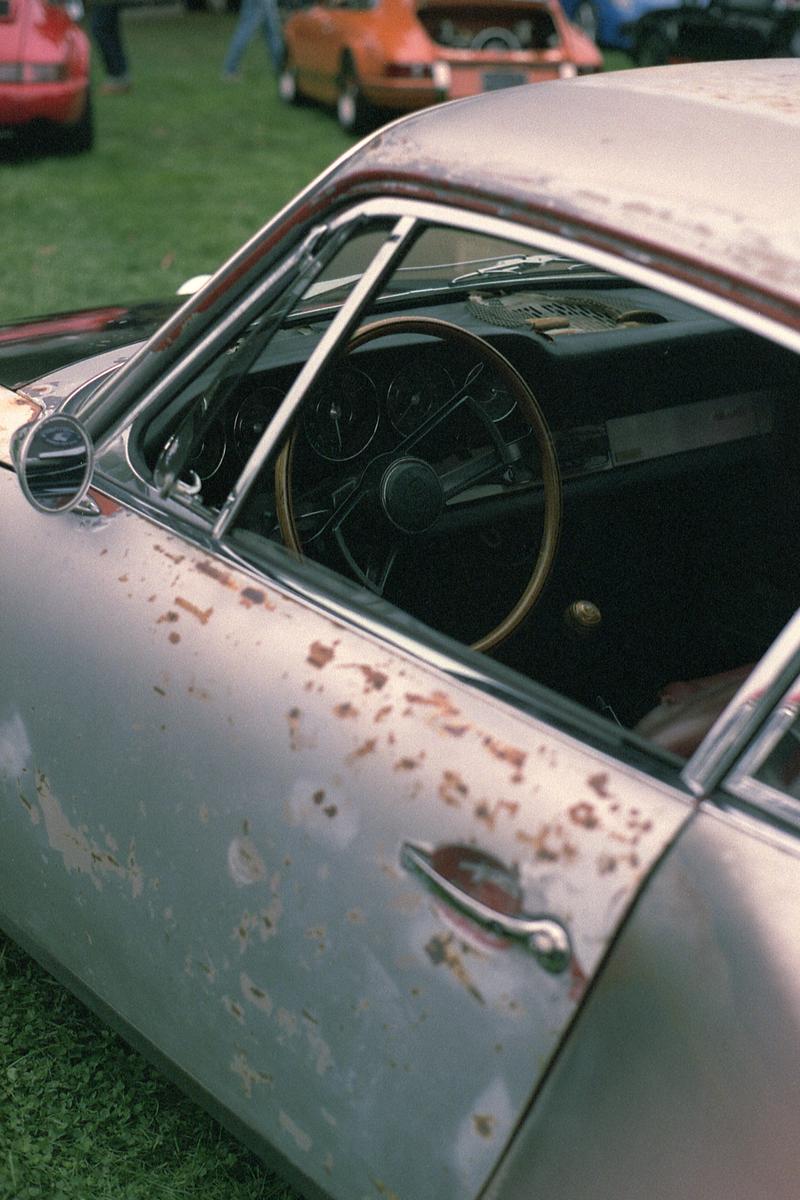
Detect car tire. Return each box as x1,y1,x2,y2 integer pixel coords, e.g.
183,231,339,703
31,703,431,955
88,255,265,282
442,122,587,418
633,29,670,65
573,0,599,42
59,91,94,154
336,59,373,134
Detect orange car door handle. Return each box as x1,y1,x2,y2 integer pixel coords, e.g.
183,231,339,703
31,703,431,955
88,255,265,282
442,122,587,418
401,841,571,973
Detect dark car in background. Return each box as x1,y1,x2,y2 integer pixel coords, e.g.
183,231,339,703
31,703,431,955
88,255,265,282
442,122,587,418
626,0,800,63
559,0,678,48
0,0,92,152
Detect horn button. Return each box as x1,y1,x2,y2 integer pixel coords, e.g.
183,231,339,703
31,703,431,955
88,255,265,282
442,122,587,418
379,457,444,534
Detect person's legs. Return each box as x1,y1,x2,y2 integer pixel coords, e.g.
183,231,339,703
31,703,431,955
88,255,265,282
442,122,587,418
222,0,262,77
90,2,130,85
259,0,284,70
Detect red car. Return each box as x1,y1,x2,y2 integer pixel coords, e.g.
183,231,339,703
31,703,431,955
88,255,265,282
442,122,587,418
0,0,92,153
279,0,602,132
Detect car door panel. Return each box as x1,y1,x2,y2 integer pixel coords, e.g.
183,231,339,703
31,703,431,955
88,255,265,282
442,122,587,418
0,467,693,1200
484,799,800,1200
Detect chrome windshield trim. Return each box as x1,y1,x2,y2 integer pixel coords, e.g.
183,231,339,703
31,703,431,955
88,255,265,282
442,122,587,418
683,606,800,798
212,213,419,539
84,224,332,454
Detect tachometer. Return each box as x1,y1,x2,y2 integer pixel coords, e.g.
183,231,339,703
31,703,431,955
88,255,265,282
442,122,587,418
386,362,454,435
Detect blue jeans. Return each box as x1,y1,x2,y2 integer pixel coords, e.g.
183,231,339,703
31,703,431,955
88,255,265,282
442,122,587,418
91,2,129,81
223,0,284,74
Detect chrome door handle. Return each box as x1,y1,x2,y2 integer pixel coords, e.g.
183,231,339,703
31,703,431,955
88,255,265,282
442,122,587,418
401,841,571,974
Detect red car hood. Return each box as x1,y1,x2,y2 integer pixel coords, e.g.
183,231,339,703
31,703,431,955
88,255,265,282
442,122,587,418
0,0,73,62
0,0,28,59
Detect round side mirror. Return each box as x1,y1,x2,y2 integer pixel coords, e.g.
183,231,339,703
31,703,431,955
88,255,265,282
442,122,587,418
14,415,94,514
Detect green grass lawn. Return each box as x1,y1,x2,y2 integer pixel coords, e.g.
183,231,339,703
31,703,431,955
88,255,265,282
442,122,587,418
0,19,630,1199
0,5,356,323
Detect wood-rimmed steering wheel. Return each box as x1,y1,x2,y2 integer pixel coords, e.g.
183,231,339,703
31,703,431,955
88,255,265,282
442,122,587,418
275,316,561,652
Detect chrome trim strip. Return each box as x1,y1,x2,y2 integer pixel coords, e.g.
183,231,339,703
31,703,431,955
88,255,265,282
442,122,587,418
84,225,331,453
212,213,418,539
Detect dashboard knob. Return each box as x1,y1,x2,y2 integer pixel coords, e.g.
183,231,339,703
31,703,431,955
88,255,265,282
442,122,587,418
563,599,602,637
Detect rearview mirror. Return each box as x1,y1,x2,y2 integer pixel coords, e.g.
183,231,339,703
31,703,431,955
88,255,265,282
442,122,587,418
13,415,94,514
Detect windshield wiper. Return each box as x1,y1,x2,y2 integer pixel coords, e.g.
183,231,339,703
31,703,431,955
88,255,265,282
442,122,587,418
450,254,587,285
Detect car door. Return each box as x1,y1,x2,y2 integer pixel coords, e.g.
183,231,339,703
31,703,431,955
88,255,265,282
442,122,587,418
0,204,696,1200
483,626,800,1200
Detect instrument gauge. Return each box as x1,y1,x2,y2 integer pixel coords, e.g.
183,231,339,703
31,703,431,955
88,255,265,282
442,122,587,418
303,366,379,461
191,421,226,480
233,387,285,460
387,362,453,435
468,370,517,423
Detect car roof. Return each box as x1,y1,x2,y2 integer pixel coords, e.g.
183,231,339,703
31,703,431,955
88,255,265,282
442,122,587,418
324,60,800,326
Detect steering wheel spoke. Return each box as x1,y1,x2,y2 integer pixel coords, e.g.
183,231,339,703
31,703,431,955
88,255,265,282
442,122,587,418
275,316,562,652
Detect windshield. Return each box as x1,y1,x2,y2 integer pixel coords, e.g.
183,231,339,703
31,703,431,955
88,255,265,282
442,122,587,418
296,226,607,313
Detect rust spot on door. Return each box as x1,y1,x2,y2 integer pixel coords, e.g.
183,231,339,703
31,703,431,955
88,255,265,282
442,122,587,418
587,771,612,797
308,641,336,668
439,769,468,807
175,596,213,624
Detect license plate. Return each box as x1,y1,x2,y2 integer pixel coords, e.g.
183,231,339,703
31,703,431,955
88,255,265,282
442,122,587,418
482,72,526,91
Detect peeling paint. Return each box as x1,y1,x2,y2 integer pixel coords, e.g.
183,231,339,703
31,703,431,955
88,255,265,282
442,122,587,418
345,664,388,692
569,801,600,829
174,597,213,624
304,1015,333,1075
482,736,527,773
404,690,460,719
0,385,42,464
228,836,267,885
516,822,578,864
439,770,468,807
308,641,336,668
240,972,274,1013
348,737,377,761
234,885,283,950
587,771,612,798
196,559,238,589
279,1110,312,1153
231,1051,272,1098
473,1114,496,1139
240,585,276,610
32,771,143,896
474,799,519,831
153,544,185,565
223,995,246,1023
425,932,486,1005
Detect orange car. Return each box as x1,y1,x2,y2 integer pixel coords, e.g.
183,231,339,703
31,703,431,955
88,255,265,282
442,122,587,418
278,0,602,131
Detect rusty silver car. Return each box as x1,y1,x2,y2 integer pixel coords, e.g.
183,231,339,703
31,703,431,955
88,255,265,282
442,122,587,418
2,58,800,1200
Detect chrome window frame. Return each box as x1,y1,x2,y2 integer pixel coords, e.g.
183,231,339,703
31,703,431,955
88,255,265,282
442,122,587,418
683,608,800,800
722,676,800,829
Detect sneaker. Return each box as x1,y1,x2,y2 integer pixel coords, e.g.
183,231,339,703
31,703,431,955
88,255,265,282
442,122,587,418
221,70,242,82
